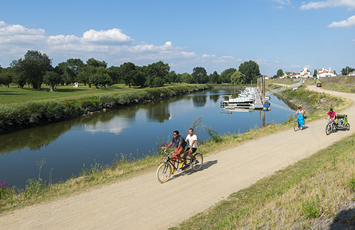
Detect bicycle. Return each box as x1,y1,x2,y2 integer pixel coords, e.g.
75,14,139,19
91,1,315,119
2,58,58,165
325,118,336,135
156,149,203,183
293,119,300,132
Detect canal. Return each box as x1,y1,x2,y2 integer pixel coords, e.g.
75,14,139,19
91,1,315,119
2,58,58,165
0,89,294,188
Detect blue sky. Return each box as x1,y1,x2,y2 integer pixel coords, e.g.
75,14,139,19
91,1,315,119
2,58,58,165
0,0,354,75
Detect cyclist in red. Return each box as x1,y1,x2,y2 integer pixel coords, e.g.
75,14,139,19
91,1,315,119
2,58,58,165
325,108,336,122
166,130,186,172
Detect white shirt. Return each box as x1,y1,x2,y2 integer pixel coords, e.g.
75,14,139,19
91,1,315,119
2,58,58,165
186,134,197,148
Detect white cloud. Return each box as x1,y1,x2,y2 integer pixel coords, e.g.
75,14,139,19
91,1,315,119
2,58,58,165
0,21,267,74
202,54,216,58
328,15,355,27
301,0,355,10
272,0,291,5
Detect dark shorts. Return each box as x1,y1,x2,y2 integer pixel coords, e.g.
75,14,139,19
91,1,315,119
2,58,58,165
186,147,197,153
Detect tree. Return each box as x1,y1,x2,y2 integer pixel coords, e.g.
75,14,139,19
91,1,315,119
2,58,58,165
145,61,170,87
55,62,75,85
11,50,52,90
119,62,138,88
86,58,107,68
209,71,219,83
276,69,284,77
0,71,13,87
89,72,112,88
43,71,62,91
220,68,237,83
107,66,122,84
334,70,337,75
168,70,177,83
238,60,261,84
313,69,317,78
77,65,95,87
192,67,208,84
341,66,355,76
230,71,246,85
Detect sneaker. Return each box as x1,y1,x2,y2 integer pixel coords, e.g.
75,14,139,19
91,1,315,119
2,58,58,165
171,168,175,174
179,162,185,169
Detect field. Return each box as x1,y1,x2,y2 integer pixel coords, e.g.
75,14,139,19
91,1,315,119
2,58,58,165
0,83,189,105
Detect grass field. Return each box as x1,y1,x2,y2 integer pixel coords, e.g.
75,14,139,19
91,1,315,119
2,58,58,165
0,83,189,105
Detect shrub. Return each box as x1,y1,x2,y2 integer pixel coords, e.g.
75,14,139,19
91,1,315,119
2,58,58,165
0,180,12,200
99,94,115,108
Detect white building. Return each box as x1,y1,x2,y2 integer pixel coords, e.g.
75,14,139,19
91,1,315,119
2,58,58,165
317,68,337,79
349,71,355,76
299,67,312,78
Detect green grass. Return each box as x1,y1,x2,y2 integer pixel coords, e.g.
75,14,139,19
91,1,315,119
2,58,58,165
0,83,192,105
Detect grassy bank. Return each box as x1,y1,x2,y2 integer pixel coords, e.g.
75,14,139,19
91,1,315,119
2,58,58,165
0,87,346,214
319,77,355,94
0,84,211,134
172,132,355,230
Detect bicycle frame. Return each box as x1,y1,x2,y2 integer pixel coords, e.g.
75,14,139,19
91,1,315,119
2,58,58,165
163,150,193,171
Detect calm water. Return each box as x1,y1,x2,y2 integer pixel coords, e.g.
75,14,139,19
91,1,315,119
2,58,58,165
0,89,294,188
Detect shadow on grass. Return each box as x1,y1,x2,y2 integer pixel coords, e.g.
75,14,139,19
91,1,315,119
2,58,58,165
170,160,218,181
328,206,355,229
55,88,89,93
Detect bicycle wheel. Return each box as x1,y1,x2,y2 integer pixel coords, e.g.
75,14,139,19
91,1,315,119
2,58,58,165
156,163,172,183
325,124,332,135
293,121,299,132
191,153,203,171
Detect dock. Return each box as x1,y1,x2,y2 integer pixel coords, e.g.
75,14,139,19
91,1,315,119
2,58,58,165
254,88,264,110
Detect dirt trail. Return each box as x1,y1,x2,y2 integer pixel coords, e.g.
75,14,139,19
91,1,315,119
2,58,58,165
1,86,354,230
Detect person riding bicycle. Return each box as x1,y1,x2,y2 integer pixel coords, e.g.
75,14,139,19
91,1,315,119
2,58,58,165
325,108,336,124
182,128,197,167
294,106,305,130
166,130,186,172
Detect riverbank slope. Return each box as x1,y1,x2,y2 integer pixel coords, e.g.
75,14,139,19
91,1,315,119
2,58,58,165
0,88,354,229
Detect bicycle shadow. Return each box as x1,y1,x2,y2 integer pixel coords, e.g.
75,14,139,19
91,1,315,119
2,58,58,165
169,160,218,181
327,207,355,229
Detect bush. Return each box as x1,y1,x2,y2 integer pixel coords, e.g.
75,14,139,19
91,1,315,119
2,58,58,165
99,94,115,108
0,180,12,200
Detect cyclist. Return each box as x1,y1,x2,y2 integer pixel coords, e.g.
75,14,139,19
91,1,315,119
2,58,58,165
182,128,197,167
166,130,186,172
294,106,305,130
325,108,336,123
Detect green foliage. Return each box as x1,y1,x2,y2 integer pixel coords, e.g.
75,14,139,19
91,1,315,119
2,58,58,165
301,195,321,218
230,71,245,84
209,71,219,83
203,125,223,142
313,69,317,78
145,61,170,87
11,50,52,90
89,72,112,88
348,177,355,189
43,71,62,91
277,69,284,77
220,68,237,83
341,66,354,76
238,60,261,84
192,67,208,84
87,58,107,68
0,71,13,87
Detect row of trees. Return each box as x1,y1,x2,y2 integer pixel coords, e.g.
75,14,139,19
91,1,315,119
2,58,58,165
0,50,262,91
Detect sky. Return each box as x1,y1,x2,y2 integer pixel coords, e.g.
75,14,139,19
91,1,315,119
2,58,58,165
0,0,354,76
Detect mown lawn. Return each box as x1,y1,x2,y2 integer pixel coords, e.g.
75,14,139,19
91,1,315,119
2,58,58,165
0,83,190,105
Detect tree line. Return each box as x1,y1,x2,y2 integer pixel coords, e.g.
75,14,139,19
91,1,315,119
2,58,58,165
0,50,262,91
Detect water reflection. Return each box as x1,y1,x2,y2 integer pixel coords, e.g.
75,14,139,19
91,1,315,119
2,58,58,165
192,95,207,107
145,101,171,123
